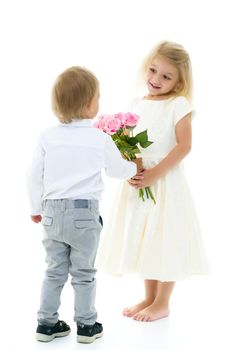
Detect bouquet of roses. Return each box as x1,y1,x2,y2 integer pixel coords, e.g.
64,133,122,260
94,112,156,204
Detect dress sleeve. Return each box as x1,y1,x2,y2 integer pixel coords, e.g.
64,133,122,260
173,96,194,126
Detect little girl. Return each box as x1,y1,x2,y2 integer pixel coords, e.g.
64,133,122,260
96,41,209,322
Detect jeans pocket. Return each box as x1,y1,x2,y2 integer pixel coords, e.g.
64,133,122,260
41,216,53,226
74,219,98,229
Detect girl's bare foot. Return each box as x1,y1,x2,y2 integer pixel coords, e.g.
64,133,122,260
133,302,170,322
123,299,154,317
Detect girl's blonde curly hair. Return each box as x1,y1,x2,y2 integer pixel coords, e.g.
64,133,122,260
142,41,193,101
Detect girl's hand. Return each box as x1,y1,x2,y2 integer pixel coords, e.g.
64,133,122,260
128,174,144,186
31,215,42,223
129,168,159,188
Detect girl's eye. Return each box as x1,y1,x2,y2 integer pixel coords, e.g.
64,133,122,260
150,68,156,73
163,75,171,80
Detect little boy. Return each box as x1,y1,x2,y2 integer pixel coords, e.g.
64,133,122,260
27,66,141,344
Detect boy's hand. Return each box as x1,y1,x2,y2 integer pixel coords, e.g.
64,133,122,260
31,215,42,223
132,158,144,173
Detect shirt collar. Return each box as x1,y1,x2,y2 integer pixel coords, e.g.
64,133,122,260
60,119,93,128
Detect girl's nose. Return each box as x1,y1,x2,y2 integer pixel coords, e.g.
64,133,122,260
152,77,161,85
155,74,161,83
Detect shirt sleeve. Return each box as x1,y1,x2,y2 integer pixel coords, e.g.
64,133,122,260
104,135,137,179
173,96,194,126
26,134,45,215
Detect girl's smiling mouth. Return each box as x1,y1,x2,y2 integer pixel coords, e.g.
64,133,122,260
149,81,161,89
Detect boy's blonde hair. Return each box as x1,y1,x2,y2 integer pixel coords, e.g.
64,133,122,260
142,41,193,100
52,66,99,123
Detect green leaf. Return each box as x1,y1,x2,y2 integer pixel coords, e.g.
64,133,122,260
125,136,138,146
140,141,153,148
135,130,148,143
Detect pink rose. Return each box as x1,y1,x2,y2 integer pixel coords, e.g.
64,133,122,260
103,115,121,135
124,112,140,127
93,115,105,130
94,112,140,135
114,112,127,128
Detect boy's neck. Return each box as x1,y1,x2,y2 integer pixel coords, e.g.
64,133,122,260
71,117,93,122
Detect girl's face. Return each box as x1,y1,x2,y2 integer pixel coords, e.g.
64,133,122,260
146,55,180,99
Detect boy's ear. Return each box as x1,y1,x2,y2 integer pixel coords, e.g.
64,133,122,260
86,97,94,110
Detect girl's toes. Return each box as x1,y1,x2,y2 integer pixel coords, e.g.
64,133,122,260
122,308,129,315
133,312,140,321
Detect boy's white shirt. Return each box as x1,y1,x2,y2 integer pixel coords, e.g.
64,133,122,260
26,119,136,215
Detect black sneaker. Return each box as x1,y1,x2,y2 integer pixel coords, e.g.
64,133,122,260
36,320,71,342
77,322,103,343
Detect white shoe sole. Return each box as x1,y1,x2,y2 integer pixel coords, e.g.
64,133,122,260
77,331,103,343
36,330,71,342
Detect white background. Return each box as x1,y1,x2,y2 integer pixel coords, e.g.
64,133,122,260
0,0,233,349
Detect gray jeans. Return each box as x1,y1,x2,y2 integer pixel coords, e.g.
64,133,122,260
37,199,102,326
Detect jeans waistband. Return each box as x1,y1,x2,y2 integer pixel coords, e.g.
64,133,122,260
42,199,99,210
